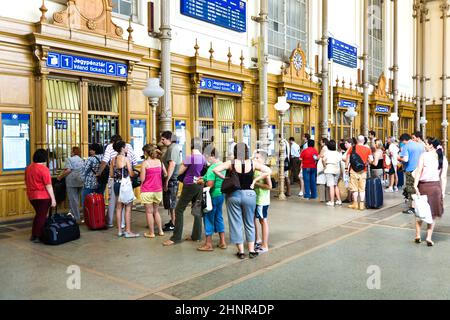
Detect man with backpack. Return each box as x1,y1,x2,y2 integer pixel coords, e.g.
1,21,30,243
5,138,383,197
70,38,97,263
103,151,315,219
344,135,374,210
97,135,138,228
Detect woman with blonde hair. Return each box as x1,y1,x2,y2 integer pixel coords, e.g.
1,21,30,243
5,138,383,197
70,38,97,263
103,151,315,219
370,139,385,180
140,144,167,238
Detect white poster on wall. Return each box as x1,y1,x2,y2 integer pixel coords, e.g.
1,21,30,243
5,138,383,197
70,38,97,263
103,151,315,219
132,127,145,160
3,137,27,169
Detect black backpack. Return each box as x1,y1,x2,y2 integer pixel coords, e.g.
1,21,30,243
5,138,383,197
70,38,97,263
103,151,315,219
350,146,365,172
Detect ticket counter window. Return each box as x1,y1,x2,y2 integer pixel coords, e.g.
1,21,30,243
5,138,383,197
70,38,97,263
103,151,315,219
283,106,305,141
199,96,214,151
375,115,387,141
292,106,305,142
45,79,81,174
400,118,413,135
335,110,351,141
217,98,236,161
87,83,120,148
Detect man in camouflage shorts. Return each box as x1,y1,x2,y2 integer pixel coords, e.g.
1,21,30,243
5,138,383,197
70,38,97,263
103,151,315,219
398,133,425,214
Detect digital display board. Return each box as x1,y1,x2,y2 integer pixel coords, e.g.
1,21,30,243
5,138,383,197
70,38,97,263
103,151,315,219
181,0,246,33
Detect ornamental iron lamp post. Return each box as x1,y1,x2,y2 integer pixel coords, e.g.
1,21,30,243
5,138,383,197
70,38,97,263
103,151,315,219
345,107,358,138
143,78,165,144
388,112,399,138
274,96,290,201
420,116,428,134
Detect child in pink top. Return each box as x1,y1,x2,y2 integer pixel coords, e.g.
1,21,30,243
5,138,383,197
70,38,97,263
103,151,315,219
140,144,167,238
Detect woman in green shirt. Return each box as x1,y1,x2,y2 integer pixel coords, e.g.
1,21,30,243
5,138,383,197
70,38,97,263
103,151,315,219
198,148,227,251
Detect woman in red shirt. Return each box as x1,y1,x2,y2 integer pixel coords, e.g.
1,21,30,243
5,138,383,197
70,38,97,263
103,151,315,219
25,149,57,243
300,139,319,199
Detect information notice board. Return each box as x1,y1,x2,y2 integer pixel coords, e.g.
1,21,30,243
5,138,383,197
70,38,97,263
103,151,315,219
2,113,31,171
130,119,146,163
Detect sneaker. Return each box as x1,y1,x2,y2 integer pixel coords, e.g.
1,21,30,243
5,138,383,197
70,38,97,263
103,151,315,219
326,201,335,207
256,247,268,254
298,192,304,197
107,224,114,228
402,208,415,215
385,188,394,193
163,222,175,232
394,187,399,192
335,200,342,206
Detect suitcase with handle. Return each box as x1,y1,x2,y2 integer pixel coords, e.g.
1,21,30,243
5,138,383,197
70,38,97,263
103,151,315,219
365,167,384,209
41,209,80,245
84,193,106,230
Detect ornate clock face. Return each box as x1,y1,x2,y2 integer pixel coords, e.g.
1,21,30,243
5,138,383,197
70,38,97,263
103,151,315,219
293,52,303,71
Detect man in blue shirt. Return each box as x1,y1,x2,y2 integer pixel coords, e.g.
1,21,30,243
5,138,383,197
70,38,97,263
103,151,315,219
398,133,425,214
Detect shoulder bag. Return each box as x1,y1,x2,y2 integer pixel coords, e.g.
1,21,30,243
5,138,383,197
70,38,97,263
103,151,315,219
220,162,241,194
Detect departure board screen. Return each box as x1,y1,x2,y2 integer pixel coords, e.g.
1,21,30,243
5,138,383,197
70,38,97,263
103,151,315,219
180,0,246,33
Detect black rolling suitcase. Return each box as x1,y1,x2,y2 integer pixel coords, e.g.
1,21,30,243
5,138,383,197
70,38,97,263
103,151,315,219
41,209,80,245
365,167,384,209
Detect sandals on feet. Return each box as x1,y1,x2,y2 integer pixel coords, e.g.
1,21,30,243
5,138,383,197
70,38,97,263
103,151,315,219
163,240,175,246
157,232,165,236
414,238,422,244
249,251,259,259
197,245,214,252
426,240,434,247
218,243,228,249
236,252,245,259
124,232,140,238
144,233,155,238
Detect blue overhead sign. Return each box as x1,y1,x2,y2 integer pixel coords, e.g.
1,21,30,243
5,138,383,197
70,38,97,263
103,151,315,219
200,78,243,94
376,105,390,113
180,0,246,33
286,91,312,103
328,38,358,69
46,52,128,78
338,100,357,109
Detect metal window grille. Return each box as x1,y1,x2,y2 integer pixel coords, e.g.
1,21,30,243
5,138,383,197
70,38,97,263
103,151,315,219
376,115,386,140
88,84,119,112
87,115,119,149
199,96,213,118
45,79,81,174
217,99,236,161
335,110,351,141
269,0,308,60
198,97,214,150
369,0,384,84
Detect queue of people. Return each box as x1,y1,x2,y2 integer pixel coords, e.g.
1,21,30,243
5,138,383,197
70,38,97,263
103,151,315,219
24,129,448,251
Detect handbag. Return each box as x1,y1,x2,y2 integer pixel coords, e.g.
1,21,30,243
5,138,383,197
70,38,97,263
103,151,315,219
118,168,136,204
220,162,241,194
52,177,67,204
131,168,141,189
412,194,433,224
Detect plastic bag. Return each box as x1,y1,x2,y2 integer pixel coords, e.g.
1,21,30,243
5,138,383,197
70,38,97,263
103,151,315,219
412,194,433,224
119,176,136,204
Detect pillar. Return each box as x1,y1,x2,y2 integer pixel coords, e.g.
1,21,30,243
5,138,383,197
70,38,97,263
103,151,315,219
159,0,172,133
